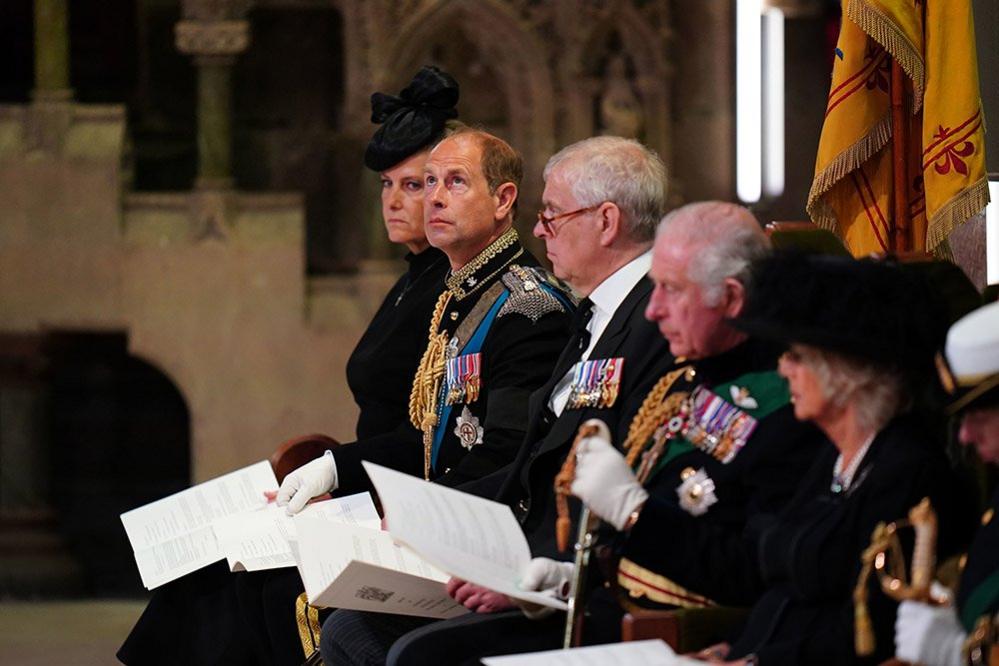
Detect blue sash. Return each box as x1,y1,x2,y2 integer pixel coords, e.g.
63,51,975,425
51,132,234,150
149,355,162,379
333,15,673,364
430,291,509,471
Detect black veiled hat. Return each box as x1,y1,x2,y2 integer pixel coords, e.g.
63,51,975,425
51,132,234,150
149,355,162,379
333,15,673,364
731,252,952,379
364,66,459,172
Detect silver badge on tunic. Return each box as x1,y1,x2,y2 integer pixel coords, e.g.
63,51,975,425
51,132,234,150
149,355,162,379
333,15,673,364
729,385,759,410
454,406,484,450
676,467,718,516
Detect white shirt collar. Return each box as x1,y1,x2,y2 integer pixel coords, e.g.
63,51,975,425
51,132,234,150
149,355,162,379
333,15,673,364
587,250,653,319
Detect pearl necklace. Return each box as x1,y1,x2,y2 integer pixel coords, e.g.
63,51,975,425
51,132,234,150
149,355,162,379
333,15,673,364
830,432,876,494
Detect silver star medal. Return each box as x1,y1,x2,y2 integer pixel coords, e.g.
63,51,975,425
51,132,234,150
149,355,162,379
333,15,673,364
454,406,484,450
730,385,758,410
676,467,718,516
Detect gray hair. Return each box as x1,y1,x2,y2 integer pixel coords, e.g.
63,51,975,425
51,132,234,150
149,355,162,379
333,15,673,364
800,346,908,433
543,136,667,242
656,201,770,306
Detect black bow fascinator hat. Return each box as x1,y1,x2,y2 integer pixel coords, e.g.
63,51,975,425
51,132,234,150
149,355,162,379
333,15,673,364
732,252,953,387
364,66,460,172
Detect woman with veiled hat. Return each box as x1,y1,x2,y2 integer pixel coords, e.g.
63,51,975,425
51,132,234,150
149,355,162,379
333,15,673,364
118,66,461,666
568,253,975,664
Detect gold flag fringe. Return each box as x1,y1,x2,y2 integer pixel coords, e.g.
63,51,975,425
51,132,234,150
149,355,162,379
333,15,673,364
847,0,925,113
926,176,990,250
807,114,892,232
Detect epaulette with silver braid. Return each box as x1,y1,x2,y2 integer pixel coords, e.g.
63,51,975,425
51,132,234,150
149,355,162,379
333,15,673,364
498,265,574,322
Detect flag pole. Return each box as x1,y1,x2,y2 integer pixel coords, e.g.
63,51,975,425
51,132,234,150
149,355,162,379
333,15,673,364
890,57,911,253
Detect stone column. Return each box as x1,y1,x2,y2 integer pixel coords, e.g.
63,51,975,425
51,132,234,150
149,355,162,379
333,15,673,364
175,19,249,189
32,0,72,102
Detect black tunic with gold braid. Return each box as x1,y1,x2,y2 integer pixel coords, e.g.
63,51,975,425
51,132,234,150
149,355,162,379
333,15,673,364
330,228,575,495
611,338,824,608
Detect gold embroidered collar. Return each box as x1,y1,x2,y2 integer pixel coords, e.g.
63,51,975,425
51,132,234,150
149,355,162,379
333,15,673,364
445,227,521,300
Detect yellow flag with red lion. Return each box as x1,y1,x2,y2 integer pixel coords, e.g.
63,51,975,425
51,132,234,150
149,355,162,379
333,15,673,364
808,0,989,255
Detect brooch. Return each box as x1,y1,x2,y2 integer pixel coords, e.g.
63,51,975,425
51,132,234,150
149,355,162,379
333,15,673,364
729,385,758,410
454,406,484,450
676,467,718,516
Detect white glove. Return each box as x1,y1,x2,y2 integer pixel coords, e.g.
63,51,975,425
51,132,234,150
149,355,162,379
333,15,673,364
894,600,965,666
275,450,338,515
515,557,575,620
570,419,648,530
519,557,575,599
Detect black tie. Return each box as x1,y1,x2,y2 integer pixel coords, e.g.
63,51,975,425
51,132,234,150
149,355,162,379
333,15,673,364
542,299,595,396
532,299,595,440
573,298,595,351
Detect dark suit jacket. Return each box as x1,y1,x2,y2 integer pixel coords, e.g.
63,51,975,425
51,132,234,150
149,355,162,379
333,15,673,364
460,277,675,558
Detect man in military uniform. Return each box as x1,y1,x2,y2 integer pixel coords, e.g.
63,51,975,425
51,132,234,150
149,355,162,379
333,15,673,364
276,128,573,507
895,299,999,666
259,128,572,665
320,136,676,665
567,203,827,620
373,203,825,666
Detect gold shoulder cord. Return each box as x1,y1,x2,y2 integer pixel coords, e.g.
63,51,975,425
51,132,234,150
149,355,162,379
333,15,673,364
408,290,453,479
622,366,692,470
552,365,692,551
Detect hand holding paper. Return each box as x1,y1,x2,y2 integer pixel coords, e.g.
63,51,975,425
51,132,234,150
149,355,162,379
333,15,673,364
276,450,338,515
362,462,568,611
447,578,516,614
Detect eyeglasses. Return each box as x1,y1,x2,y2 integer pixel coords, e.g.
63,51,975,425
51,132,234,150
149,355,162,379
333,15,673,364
536,204,603,237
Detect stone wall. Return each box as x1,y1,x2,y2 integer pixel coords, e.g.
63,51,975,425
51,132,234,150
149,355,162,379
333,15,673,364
0,100,393,481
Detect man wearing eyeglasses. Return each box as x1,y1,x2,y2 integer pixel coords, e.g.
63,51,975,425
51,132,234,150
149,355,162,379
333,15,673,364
320,136,677,666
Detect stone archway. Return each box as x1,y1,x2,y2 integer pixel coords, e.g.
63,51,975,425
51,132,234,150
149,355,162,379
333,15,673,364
45,332,191,594
0,331,191,595
379,0,557,247
556,3,673,179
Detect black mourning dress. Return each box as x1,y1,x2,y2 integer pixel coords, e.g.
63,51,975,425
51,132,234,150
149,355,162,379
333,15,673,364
117,247,450,666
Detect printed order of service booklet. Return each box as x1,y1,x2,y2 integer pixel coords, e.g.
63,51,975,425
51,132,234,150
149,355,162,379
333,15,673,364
120,460,379,589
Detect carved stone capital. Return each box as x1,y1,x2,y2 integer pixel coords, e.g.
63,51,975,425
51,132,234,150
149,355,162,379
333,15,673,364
175,20,250,58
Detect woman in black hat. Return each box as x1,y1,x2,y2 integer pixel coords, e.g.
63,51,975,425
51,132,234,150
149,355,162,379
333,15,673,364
231,65,464,666
686,255,975,664
895,299,999,666
340,65,459,446
117,66,461,666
